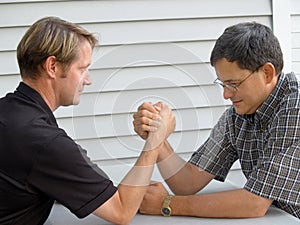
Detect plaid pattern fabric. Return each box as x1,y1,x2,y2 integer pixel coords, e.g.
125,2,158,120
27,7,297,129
189,72,300,218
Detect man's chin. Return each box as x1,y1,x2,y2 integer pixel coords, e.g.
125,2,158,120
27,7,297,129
233,106,245,115
61,100,80,107
234,106,255,115
72,101,80,106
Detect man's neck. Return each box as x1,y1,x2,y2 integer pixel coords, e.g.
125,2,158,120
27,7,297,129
22,78,58,112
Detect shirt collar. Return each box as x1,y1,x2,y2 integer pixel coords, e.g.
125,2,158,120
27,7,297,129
255,73,285,122
240,73,290,125
15,82,57,125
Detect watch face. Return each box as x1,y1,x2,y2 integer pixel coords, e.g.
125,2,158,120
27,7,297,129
161,207,171,216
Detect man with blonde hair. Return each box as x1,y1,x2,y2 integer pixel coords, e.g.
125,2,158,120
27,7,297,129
0,17,175,225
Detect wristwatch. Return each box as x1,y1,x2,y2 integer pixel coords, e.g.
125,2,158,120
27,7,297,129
161,195,172,216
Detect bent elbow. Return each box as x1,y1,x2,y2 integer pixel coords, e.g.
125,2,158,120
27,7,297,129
248,200,272,218
108,214,133,225
94,208,135,225
250,207,268,218
112,211,137,225
243,190,273,218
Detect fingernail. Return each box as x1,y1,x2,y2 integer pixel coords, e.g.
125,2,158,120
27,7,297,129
153,115,161,120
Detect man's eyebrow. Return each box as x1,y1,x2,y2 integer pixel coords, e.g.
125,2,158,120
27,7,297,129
216,75,240,83
224,79,240,83
81,63,91,68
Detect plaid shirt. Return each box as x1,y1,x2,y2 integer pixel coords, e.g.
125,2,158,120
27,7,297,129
189,72,300,218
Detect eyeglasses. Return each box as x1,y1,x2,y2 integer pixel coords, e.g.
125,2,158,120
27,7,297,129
214,70,257,92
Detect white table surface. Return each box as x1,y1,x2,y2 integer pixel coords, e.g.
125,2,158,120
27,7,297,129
45,180,299,225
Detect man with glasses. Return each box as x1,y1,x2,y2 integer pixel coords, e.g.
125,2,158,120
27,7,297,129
133,22,300,218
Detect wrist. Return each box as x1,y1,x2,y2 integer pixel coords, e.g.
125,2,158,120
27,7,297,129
161,194,173,217
157,140,173,162
143,135,164,153
145,132,165,150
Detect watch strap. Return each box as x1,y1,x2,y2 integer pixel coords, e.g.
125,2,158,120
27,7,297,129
161,195,173,216
162,195,172,208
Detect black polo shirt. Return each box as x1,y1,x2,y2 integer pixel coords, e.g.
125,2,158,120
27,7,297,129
0,82,117,225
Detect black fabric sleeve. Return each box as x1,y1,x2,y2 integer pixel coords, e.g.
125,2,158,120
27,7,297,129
28,130,117,218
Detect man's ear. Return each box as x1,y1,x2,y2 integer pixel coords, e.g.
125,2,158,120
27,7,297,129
261,62,276,84
43,56,57,79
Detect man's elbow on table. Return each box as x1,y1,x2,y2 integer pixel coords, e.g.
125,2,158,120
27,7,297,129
93,205,133,225
246,192,273,218
92,192,136,225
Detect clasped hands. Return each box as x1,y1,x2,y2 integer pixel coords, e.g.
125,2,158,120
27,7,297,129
133,102,176,144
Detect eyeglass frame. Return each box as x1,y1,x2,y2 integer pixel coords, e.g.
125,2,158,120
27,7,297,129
213,68,259,92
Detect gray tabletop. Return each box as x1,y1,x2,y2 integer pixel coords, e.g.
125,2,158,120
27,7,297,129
45,181,299,224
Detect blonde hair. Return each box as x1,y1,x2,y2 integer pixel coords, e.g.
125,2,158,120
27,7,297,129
17,16,98,79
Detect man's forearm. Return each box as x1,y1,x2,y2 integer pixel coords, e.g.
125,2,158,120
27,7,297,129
170,189,273,218
120,140,162,186
115,135,164,223
157,140,214,195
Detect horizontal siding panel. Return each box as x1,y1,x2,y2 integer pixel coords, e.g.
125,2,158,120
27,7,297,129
93,154,243,185
56,106,226,139
291,0,300,78
79,129,210,161
0,51,18,76
0,40,215,75
0,62,216,96
94,152,195,184
95,154,242,185
0,16,272,51
85,63,216,92
53,85,227,117
292,33,300,48
83,16,271,46
90,41,214,70
0,0,271,27
291,5,300,76
0,75,21,97
293,62,300,76
291,15,300,31
291,0,300,14
0,27,26,51
93,157,188,185
292,49,300,61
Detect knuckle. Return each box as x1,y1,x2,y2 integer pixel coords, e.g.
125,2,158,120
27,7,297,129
132,112,137,119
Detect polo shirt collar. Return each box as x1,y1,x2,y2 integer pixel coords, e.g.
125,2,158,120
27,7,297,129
16,82,57,125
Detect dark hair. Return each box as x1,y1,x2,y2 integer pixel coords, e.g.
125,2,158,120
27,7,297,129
17,16,98,79
210,22,283,74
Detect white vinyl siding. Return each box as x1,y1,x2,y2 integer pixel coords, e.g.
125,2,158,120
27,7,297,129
291,0,300,78
0,0,295,184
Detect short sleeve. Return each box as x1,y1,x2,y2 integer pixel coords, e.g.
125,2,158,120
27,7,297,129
28,131,117,218
189,110,238,181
